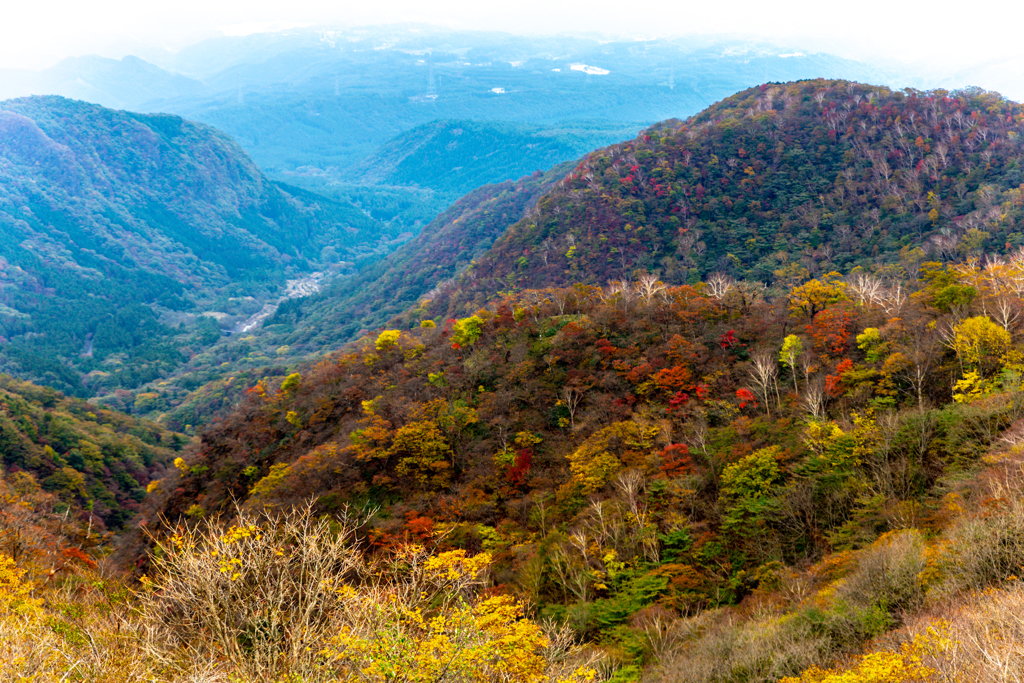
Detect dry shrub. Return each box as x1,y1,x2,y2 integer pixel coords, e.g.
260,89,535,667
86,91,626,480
143,502,602,682
833,529,926,615
641,608,827,683
932,455,1024,596
1,560,167,683
142,502,365,682
889,584,1024,683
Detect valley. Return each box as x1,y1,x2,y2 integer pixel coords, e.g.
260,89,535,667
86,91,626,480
2,21,1024,683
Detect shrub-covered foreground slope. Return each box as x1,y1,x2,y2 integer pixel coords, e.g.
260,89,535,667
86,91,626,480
426,79,1024,317
0,96,391,397
144,242,1024,677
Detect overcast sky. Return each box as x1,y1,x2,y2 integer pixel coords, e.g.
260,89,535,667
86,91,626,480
3,0,1023,89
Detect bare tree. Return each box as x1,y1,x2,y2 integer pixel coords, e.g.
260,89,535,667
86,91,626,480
848,272,885,307
561,386,585,432
802,383,827,420
748,349,781,417
705,272,734,300
637,273,667,305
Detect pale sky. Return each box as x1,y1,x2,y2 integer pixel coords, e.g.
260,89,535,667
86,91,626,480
2,0,1023,90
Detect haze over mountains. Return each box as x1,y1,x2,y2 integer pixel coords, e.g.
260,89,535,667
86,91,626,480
0,26,906,232
0,25,941,414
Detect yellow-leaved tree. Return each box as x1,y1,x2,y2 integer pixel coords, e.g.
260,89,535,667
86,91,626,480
780,621,949,683
948,315,1011,402
321,548,599,683
566,421,660,494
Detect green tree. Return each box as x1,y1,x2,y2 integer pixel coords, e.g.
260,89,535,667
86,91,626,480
719,446,783,537
780,335,804,394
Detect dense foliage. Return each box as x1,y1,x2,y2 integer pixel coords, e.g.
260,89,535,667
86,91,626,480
0,374,185,530
430,80,1024,317
143,242,1024,675
7,77,1024,681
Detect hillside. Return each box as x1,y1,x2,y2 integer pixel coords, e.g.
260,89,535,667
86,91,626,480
127,165,571,432
0,96,392,397
7,77,1024,681
130,79,1024,680
424,80,1024,317
0,374,186,530
340,119,637,200
264,162,574,347
144,252,1024,678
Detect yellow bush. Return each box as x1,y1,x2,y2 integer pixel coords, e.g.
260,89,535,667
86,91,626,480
780,621,948,683
376,329,402,350
0,553,42,617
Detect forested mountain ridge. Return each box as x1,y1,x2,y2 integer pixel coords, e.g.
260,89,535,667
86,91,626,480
159,78,1024,428
128,79,1024,680
144,250,1024,679
0,96,392,398
424,79,1024,317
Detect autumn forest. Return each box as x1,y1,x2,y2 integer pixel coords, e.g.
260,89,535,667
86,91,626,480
4,73,1024,682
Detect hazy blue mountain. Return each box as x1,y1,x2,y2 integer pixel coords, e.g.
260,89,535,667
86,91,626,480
146,26,898,179
312,118,638,200
0,27,909,237
0,56,206,111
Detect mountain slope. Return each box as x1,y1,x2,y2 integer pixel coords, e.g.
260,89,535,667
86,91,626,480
0,374,186,529
425,80,1024,316
0,96,391,397
341,119,637,200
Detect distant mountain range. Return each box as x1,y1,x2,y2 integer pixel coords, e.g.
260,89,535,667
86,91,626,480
0,27,913,234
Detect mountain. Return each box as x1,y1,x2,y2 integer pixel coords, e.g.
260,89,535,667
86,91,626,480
0,28,915,239
335,119,638,200
126,163,572,433
0,56,206,111
0,96,393,398
216,79,1024,374
9,78,1024,682
420,79,1024,317
151,28,897,181
142,226,1024,678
